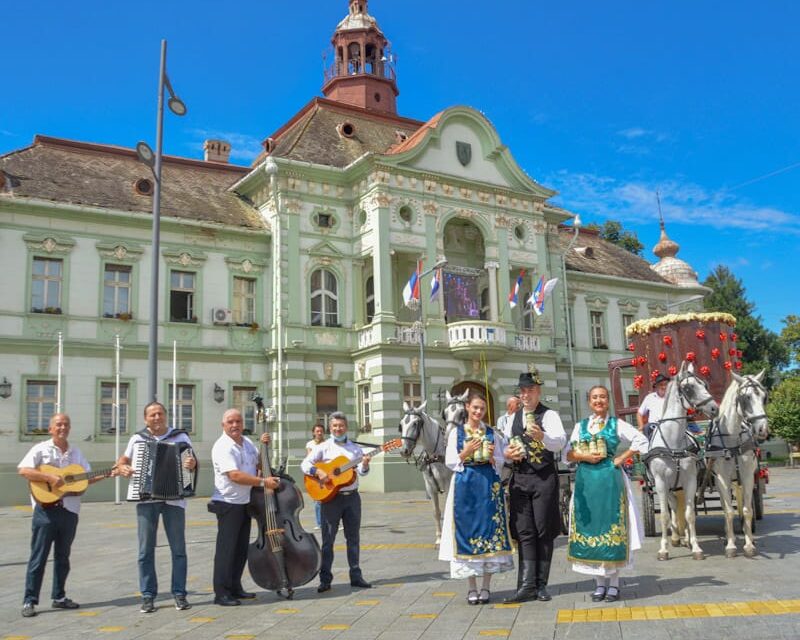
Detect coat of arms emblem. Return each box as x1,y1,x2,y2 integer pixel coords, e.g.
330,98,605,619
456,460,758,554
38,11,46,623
456,141,471,167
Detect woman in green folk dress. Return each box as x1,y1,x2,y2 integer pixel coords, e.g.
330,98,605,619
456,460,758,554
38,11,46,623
566,385,648,603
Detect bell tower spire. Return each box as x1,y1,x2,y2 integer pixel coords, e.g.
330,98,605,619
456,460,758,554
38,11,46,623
322,0,399,114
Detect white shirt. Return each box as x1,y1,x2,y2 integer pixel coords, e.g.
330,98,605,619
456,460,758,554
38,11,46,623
638,391,666,424
566,416,648,457
502,407,567,453
306,438,324,453
495,412,514,435
445,422,506,475
211,432,260,504
18,439,91,515
301,437,369,492
123,428,194,508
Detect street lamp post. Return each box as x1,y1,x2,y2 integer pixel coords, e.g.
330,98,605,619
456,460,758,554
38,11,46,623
561,214,581,424
410,258,448,404
136,40,187,403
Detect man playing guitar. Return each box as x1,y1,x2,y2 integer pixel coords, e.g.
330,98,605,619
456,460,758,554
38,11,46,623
17,413,117,618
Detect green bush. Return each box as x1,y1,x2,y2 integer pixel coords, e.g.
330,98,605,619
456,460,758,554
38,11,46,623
767,377,800,446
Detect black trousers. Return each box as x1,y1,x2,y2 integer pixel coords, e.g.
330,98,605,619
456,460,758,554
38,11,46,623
319,492,362,585
211,502,251,598
24,504,78,605
509,486,556,565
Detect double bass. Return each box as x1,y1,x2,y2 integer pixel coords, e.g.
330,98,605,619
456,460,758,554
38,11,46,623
247,394,321,599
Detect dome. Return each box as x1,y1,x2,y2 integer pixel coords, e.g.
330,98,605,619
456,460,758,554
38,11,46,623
651,220,699,286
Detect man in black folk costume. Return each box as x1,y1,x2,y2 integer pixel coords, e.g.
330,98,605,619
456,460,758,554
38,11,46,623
502,371,566,603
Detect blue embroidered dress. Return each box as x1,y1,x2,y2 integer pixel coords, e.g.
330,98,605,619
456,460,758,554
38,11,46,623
438,422,514,578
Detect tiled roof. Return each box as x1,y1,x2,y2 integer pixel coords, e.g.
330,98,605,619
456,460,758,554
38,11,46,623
258,98,423,168
385,111,443,155
560,227,670,284
0,136,265,230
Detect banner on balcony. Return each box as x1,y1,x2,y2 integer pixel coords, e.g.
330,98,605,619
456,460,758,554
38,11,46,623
444,271,481,320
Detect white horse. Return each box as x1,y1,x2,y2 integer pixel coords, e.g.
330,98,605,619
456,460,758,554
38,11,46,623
442,389,468,437
398,401,452,545
644,361,720,561
705,370,768,558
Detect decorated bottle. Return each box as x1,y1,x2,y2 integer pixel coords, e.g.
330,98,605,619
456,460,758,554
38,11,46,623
577,439,590,456
481,435,491,462
464,425,475,462
588,436,598,455
596,436,607,458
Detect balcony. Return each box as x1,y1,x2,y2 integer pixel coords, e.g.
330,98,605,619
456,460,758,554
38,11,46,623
447,321,508,360
512,334,541,352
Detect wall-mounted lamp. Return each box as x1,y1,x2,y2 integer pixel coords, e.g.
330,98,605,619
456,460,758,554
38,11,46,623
0,377,11,399
213,383,225,404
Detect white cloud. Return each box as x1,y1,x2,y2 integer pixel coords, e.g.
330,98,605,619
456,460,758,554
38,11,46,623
547,170,800,235
187,128,263,162
617,127,649,139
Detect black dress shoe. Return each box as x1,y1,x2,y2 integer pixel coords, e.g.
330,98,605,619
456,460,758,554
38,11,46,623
317,583,332,593
350,578,372,589
536,586,552,602
232,591,256,600
214,595,241,606
605,586,620,602
591,586,607,602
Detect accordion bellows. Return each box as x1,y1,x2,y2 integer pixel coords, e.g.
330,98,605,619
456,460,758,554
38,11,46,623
127,440,197,501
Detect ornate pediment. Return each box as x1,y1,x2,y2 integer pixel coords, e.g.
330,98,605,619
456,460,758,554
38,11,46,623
224,255,267,274
162,248,208,267
307,240,344,258
96,241,144,263
24,233,75,255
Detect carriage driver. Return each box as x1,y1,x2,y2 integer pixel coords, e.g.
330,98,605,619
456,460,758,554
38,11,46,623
637,373,670,439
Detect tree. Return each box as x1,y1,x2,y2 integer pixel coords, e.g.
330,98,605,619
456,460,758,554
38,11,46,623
781,314,800,368
702,265,788,387
766,377,800,446
586,220,644,256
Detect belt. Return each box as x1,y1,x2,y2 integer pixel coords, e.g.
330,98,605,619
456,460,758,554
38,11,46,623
338,490,358,496
40,500,64,510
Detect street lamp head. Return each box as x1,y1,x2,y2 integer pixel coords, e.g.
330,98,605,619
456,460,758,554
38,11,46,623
167,95,187,117
136,141,155,168
433,258,448,269
573,214,582,228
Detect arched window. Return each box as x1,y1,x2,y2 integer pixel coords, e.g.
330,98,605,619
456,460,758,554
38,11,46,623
521,290,535,332
365,275,375,323
310,268,339,327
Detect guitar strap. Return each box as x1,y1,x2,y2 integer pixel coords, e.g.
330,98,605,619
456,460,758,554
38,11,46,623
348,439,385,454
136,427,191,441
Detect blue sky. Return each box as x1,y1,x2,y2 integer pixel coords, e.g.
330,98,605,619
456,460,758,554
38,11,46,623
2,1,797,333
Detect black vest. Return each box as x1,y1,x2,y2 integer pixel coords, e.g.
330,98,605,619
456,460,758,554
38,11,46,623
510,403,556,476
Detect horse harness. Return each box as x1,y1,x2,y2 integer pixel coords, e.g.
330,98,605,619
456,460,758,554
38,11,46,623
399,408,448,494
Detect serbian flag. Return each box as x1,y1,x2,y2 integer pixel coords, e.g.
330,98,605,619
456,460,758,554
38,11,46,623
430,268,441,302
508,269,525,308
528,276,559,316
403,260,422,307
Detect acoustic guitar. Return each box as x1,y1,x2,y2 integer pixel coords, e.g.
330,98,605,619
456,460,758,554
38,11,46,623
29,464,115,506
304,438,401,503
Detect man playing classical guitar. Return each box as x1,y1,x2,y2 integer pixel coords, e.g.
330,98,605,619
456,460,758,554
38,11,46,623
300,412,372,593
17,413,117,618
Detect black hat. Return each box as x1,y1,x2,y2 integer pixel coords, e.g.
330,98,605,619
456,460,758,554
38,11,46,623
518,371,543,388
653,373,671,387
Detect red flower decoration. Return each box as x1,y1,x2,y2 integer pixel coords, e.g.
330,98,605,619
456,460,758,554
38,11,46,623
731,333,738,342
628,343,636,352
696,329,706,339
658,351,667,362
663,335,673,346
631,358,637,367
729,348,737,357
720,332,727,341
735,361,743,370
737,349,743,358
651,369,661,380
625,457,634,466
724,361,733,370
668,365,678,376
686,351,697,362
699,365,711,376
686,407,696,416
711,348,721,360
637,356,648,366
634,375,644,389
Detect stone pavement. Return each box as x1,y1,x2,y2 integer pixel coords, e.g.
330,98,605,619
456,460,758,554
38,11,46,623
1,468,800,639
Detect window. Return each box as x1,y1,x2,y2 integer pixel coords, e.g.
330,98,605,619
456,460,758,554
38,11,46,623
170,271,196,322
403,381,422,408
233,276,256,325
100,382,129,434
103,264,132,318
26,381,57,434
358,384,371,432
310,268,339,326
315,386,338,426
590,310,606,348
621,313,635,344
521,290,535,332
233,386,258,434
31,257,63,313
168,384,195,432
365,276,375,323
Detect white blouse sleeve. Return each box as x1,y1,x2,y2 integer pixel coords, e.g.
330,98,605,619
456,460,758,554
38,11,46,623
561,423,582,463
541,410,567,452
445,427,464,473
617,419,648,453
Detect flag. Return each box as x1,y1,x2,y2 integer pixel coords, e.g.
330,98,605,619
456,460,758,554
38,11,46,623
430,268,441,302
528,276,559,316
402,260,422,307
508,269,525,308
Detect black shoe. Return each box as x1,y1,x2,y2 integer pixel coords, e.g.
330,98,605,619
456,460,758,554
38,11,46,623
174,595,191,610
605,586,620,602
350,578,372,589
232,591,256,600
52,597,80,609
22,602,36,618
140,597,156,614
503,560,538,603
317,583,332,593
214,595,241,607
536,586,552,602
591,586,607,602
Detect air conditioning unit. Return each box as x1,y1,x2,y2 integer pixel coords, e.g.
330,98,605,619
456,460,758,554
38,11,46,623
212,307,233,325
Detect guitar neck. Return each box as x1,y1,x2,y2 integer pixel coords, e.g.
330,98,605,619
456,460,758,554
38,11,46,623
337,441,398,473
68,467,115,482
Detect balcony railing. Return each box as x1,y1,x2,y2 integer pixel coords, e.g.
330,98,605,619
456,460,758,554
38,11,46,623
395,323,420,345
357,325,378,349
447,321,506,348
513,334,541,352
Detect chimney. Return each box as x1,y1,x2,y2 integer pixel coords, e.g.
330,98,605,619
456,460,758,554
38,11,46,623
203,139,231,164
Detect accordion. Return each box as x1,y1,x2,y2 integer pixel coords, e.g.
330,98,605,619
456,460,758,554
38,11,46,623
126,440,197,501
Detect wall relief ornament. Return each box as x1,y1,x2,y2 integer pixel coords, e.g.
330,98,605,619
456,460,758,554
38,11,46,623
410,356,419,375
324,362,334,379
24,233,75,255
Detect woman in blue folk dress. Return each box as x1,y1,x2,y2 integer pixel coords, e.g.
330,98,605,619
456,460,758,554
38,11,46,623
565,385,648,603
439,392,514,605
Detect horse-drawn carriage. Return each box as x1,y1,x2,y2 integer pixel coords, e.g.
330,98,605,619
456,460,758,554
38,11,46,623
608,312,769,559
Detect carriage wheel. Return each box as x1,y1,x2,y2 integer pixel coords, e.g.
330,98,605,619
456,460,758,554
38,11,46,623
558,475,572,536
642,490,657,537
753,479,765,521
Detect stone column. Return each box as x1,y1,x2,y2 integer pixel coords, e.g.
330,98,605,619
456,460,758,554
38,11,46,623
484,260,499,322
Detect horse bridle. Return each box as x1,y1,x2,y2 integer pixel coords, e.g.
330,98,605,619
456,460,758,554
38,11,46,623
736,378,768,437
676,369,716,414
442,397,466,432
398,409,424,448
